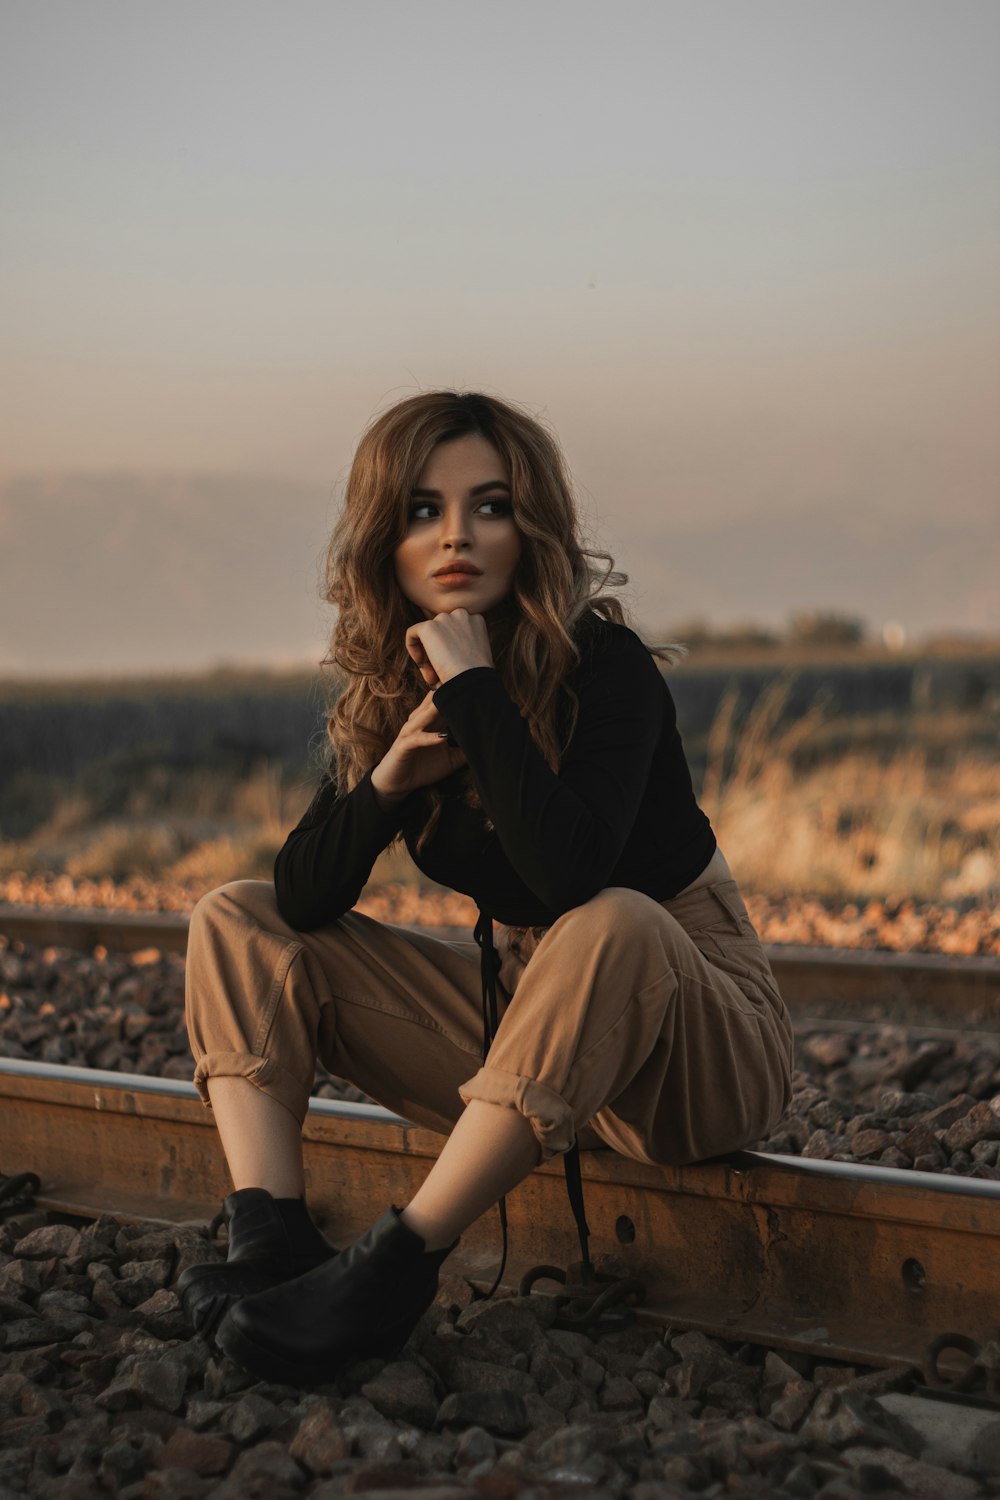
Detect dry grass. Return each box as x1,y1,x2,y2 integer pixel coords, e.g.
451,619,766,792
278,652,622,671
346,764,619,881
701,680,998,901
1,687,996,909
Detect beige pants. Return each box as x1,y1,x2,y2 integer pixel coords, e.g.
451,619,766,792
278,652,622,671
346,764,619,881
186,878,793,1168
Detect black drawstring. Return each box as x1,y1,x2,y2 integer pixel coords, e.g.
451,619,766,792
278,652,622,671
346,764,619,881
473,909,591,1297
473,912,507,1298
474,911,500,1057
561,1140,592,1275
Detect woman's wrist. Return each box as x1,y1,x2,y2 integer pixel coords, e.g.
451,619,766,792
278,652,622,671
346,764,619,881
370,765,407,807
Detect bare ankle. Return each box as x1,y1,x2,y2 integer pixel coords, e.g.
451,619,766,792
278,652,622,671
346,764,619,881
397,1204,454,1253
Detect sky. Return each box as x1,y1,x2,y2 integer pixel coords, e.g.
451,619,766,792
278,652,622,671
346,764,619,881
2,0,998,672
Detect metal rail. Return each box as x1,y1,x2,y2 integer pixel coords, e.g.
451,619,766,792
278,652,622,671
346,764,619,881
2,1057,997,1374
2,901,998,1026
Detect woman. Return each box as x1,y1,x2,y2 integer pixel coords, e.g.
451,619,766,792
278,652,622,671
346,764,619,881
180,390,793,1387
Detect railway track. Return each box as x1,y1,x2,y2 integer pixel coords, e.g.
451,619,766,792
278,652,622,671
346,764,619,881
2,900,999,1028
3,902,1000,1393
2,1055,999,1383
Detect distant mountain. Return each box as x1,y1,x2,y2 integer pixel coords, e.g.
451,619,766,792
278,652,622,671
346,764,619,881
0,472,334,675
1,473,996,675
621,502,999,641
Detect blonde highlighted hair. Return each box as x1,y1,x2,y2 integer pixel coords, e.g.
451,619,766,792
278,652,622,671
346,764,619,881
323,390,677,832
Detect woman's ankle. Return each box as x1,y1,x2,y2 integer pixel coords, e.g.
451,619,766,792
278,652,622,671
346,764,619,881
396,1204,453,1253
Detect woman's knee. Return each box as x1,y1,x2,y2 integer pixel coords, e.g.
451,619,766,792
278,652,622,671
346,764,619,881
190,879,280,942
558,886,664,945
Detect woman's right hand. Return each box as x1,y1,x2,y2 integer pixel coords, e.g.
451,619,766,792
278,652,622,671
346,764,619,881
370,691,467,803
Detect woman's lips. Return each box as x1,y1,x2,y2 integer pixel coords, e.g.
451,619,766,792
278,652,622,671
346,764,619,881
433,571,481,586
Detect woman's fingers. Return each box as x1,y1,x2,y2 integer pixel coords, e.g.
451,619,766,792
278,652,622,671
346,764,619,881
404,626,438,686
407,690,446,728
405,611,493,687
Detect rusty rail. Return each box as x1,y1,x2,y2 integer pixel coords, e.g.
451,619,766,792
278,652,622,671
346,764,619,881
2,1056,998,1374
1,901,998,1027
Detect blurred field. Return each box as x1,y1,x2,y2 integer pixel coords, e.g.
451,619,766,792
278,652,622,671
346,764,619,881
0,644,997,954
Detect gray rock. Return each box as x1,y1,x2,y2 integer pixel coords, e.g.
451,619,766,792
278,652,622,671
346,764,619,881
203,1353,255,1400
362,1360,439,1428
119,1256,173,1288
542,1377,583,1414
431,1273,477,1315
138,1468,214,1499
338,1394,404,1460
655,1452,712,1489
183,1398,230,1431
1,1316,50,1350
799,1387,921,1453
529,1348,575,1391
13,1223,80,1260
769,1379,816,1431
545,1328,595,1360
599,1373,643,1412
646,1393,699,1432
878,1391,1000,1475
154,1428,236,1476
317,1487,469,1500
97,1430,163,1488
0,1292,37,1322
134,1287,188,1340
565,1396,599,1422
437,1388,529,1436
0,1370,33,1411
924,1094,978,1130
813,1364,859,1390
636,1339,678,1375
540,1449,616,1487
0,1259,44,1299
453,1422,496,1470
535,1421,604,1468
96,1355,187,1413
943,1098,1000,1153
438,1354,534,1396
38,1287,91,1316
879,1089,938,1118
632,1368,668,1401
843,1444,983,1500
223,1391,283,1444
212,1438,306,1497
456,1294,555,1348
288,1402,349,1475
575,1353,606,1392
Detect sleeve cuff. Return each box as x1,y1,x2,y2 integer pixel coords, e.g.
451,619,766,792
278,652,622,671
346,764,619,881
433,666,500,713
356,767,411,833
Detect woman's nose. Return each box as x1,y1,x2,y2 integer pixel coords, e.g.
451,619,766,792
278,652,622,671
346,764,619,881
441,506,472,548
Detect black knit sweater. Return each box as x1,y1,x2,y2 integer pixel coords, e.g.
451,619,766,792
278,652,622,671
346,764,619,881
275,615,716,932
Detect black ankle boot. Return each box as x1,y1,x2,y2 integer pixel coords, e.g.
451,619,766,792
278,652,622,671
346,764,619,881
177,1188,337,1338
215,1206,454,1386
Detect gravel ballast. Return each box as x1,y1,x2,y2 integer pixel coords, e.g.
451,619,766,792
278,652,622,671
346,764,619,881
3,934,1000,1496
0,1208,995,1499
2,937,999,1174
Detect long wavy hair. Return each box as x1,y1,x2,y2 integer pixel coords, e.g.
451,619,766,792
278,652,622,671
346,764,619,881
323,390,677,844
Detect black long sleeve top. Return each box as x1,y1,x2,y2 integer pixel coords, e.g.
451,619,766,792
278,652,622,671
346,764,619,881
274,615,716,932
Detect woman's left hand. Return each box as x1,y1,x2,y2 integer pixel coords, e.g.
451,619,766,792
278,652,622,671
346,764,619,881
405,609,494,688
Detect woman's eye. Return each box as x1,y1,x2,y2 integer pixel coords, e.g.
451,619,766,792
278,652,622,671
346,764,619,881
408,502,438,521
478,499,512,517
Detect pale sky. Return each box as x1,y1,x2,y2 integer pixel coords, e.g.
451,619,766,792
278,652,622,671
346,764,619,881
2,0,999,664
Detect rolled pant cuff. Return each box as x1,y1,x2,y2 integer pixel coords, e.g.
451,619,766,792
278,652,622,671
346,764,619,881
192,1051,310,1125
458,1067,576,1159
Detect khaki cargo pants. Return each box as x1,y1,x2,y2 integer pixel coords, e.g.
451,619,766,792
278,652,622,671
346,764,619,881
186,879,793,1167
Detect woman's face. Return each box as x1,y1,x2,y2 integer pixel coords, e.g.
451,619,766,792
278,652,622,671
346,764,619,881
394,434,521,619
